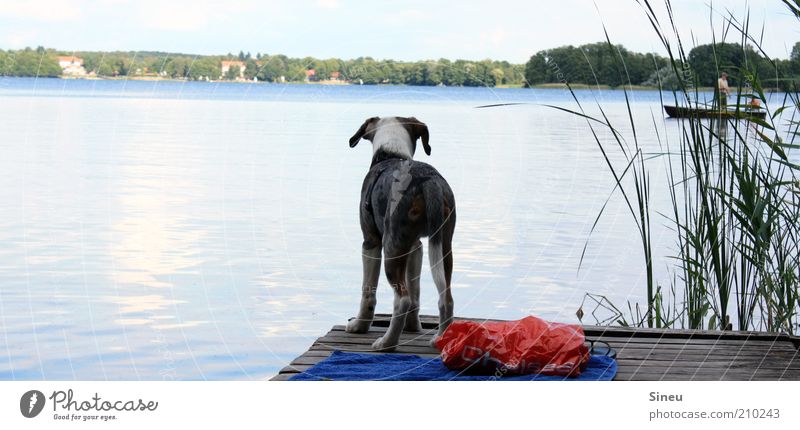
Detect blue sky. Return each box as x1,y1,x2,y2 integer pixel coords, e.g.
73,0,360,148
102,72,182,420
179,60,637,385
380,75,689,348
0,0,796,62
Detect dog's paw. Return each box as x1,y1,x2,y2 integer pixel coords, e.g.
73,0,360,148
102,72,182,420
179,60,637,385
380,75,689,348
346,318,371,334
403,317,423,333
371,336,397,352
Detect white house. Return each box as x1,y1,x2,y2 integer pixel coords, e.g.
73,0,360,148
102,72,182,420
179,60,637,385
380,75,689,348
220,60,245,80
58,56,86,76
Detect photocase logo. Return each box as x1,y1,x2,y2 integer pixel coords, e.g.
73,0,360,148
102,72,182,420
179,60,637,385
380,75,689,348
20,390,45,418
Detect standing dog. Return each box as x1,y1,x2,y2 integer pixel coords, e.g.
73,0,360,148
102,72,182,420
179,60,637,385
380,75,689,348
345,116,456,351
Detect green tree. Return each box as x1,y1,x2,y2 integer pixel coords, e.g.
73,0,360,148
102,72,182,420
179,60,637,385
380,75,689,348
257,55,288,82
187,57,218,80
165,57,191,78
225,65,241,80
490,68,504,85
110,55,132,76
0,50,11,75
687,42,765,87
442,60,466,86
5,48,61,77
382,60,405,84
524,42,664,87
244,59,259,80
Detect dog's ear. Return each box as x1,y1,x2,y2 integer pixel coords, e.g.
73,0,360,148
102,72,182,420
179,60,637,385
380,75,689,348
404,117,430,155
349,117,380,147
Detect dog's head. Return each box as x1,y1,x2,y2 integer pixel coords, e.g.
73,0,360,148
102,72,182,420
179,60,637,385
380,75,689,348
348,116,430,159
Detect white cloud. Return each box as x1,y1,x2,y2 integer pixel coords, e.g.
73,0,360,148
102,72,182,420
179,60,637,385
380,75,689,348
139,3,213,31
0,1,82,22
6,30,39,47
134,0,260,31
317,0,339,9
383,9,427,25
483,28,508,45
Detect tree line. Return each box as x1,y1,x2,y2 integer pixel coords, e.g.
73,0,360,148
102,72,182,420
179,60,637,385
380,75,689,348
0,47,523,87
523,41,800,90
2,43,798,89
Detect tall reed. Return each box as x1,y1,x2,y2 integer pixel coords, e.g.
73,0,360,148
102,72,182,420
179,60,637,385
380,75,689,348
572,0,799,333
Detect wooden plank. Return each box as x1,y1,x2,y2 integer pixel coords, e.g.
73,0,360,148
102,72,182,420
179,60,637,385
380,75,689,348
319,336,792,353
314,339,797,360
615,368,800,379
310,343,438,356
269,373,295,381
278,364,312,373
613,373,800,381
319,326,797,352
332,322,796,346
614,349,800,363
613,365,800,376
291,351,441,366
290,352,333,366
370,314,796,343
614,358,800,371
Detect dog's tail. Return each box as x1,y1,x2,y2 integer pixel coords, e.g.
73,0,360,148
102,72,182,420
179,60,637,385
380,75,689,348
423,180,454,292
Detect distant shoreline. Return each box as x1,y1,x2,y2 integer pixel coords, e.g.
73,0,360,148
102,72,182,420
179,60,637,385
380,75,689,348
1,75,736,92
3,75,672,90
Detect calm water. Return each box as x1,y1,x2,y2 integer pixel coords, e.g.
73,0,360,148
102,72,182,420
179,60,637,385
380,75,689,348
0,77,771,380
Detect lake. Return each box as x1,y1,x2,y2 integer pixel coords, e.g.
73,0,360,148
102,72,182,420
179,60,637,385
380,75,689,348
0,77,777,380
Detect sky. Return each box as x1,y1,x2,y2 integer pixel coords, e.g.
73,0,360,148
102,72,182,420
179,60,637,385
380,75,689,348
0,0,797,62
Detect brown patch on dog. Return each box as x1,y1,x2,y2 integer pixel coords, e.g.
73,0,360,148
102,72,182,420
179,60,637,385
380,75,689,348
408,194,425,221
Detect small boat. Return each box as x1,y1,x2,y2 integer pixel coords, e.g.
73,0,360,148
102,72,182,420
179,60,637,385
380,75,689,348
664,105,766,120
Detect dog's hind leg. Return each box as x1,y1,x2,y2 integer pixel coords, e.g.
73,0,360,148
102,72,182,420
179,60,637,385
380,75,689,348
403,240,423,332
442,237,454,328
372,246,410,351
346,242,382,334
422,180,456,348
429,237,454,347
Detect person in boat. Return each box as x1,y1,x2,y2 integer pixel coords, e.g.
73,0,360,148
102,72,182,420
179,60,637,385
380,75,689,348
717,72,730,108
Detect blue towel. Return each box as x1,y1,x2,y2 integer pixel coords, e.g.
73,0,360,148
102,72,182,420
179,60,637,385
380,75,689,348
289,350,617,381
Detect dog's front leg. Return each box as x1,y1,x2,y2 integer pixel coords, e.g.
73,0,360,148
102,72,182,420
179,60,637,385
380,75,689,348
346,243,381,334
372,249,409,351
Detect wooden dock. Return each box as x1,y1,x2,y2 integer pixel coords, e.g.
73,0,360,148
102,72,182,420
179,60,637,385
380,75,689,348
271,314,800,381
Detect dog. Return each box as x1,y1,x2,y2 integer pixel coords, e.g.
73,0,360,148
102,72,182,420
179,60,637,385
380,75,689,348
345,116,456,351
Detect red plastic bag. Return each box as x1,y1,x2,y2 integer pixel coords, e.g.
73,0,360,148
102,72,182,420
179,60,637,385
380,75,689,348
435,316,590,377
